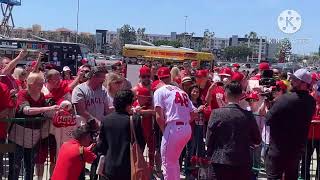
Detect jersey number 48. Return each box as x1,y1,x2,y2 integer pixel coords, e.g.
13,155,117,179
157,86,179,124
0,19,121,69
175,92,189,107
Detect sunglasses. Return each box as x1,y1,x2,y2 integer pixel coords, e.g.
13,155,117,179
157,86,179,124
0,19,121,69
141,75,151,79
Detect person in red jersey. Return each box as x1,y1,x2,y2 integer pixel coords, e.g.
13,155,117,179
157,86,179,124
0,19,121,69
206,76,226,110
36,69,82,179
132,66,152,94
180,61,192,79
218,67,233,84
51,121,97,180
12,67,28,90
232,63,240,72
132,86,156,169
0,82,15,179
250,62,270,80
0,49,28,100
195,69,212,103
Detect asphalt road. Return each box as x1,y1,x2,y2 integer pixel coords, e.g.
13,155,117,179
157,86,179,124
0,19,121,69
127,64,142,86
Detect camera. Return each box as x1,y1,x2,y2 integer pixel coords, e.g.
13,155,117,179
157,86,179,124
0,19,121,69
87,118,99,142
259,70,276,101
259,70,276,87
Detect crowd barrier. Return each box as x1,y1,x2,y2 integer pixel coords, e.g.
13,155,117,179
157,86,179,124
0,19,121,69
0,117,57,180
0,117,319,180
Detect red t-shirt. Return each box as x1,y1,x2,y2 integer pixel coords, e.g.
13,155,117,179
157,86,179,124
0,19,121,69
132,100,153,139
15,79,27,90
62,79,74,86
308,103,320,139
45,81,71,104
0,75,18,91
200,81,212,103
0,82,14,139
210,85,225,110
51,139,96,180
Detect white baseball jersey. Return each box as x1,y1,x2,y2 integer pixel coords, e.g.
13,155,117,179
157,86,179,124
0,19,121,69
154,84,195,123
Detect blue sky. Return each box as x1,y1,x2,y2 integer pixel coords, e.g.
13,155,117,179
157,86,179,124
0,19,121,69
13,0,320,54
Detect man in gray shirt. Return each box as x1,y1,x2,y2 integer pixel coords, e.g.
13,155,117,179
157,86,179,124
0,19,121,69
72,66,110,123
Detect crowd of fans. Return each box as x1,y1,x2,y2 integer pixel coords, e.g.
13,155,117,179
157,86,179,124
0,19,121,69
0,49,319,180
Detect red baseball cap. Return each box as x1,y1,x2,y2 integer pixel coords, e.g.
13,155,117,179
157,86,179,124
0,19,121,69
195,70,208,78
139,66,151,76
233,63,240,68
231,72,244,82
218,67,232,77
259,62,270,71
157,67,170,79
136,87,151,97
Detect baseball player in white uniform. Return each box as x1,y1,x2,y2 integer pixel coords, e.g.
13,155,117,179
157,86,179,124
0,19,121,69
153,67,195,180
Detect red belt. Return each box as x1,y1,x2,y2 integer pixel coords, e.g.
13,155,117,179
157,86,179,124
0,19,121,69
175,121,186,125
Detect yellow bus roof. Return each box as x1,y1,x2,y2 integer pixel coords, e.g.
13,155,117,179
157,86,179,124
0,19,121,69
123,44,214,61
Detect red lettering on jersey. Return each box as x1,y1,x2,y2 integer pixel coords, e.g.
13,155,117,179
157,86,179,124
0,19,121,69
174,92,189,107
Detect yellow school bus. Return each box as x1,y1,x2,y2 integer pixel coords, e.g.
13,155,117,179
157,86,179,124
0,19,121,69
122,44,214,67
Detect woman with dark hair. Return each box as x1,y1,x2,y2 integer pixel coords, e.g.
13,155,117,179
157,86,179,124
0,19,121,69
98,90,135,180
62,66,74,84
184,85,206,178
51,120,97,180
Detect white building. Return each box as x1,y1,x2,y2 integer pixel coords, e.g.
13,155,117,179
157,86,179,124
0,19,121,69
212,37,229,49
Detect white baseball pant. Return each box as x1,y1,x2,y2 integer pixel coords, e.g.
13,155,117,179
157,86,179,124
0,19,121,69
161,121,191,180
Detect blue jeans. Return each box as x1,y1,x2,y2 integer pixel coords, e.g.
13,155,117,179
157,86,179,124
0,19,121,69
8,141,37,180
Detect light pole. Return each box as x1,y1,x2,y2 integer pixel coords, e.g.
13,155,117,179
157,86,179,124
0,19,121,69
184,16,188,47
184,16,188,33
76,0,80,43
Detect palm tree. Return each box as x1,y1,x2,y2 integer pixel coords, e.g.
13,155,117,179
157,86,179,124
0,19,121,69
244,31,258,62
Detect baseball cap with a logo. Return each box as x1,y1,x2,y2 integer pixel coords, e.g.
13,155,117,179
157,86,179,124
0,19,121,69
290,68,312,84
157,67,170,79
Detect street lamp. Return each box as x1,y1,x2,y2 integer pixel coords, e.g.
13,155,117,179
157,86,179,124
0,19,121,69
76,0,80,43
184,16,188,47
184,16,188,33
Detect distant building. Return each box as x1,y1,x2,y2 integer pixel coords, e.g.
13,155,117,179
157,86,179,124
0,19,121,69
11,25,95,51
266,39,281,62
32,24,41,33
212,38,229,50
229,35,267,62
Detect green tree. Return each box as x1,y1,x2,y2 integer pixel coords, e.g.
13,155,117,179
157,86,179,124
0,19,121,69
136,27,146,43
223,45,253,62
153,40,183,48
203,29,214,50
119,24,136,46
278,38,292,63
